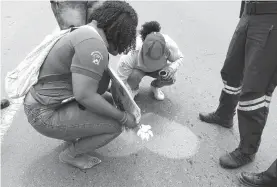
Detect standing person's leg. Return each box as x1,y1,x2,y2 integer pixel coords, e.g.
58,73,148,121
199,16,248,128
238,159,277,186
220,14,277,169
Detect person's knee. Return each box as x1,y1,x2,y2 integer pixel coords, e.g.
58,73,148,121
129,69,144,81
127,69,145,90
152,76,176,88
112,122,123,135
106,119,123,135
102,92,114,105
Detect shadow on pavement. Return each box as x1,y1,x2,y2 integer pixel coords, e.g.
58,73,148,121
135,87,183,122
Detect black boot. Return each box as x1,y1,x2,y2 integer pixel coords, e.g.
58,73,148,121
199,91,238,128
219,148,255,169
199,112,234,128
238,171,277,187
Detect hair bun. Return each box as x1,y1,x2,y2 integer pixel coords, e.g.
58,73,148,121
139,21,161,41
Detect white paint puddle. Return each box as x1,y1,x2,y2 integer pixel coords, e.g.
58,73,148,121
96,113,199,159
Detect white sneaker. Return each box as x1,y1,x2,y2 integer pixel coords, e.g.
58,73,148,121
151,86,165,101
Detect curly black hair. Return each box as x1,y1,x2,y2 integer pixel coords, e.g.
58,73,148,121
139,21,161,41
88,1,138,54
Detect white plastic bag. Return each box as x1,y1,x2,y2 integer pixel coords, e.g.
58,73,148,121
5,29,71,99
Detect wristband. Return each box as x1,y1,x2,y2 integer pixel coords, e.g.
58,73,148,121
119,111,127,125
122,116,128,125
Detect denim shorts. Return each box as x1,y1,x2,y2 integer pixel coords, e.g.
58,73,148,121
24,93,121,141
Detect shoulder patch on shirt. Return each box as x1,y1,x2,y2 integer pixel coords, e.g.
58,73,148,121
91,51,103,65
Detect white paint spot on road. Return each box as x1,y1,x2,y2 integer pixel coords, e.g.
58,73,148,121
144,113,200,159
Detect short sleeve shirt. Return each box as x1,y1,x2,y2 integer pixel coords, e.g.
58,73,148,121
70,27,109,82
30,26,110,106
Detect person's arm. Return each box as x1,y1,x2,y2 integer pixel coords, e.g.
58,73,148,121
116,51,137,83
116,35,141,82
71,38,124,122
164,35,184,72
72,73,124,121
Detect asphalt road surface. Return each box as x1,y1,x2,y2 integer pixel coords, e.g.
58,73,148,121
1,1,277,187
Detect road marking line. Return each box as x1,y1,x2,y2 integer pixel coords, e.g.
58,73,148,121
1,98,23,143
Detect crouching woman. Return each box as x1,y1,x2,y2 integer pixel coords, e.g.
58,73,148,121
23,1,138,169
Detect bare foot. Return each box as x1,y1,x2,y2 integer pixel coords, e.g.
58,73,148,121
59,149,101,169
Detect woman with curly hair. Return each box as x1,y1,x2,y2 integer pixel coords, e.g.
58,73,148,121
117,21,184,100
23,1,138,169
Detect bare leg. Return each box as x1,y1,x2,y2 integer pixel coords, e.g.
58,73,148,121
49,94,122,169
60,132,121,169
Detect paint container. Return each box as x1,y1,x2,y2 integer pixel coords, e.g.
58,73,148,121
159,70,168,78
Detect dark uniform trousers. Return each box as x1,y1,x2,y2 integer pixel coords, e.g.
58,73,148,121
215,1,277,164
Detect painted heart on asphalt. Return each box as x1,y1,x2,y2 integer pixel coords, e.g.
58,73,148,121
96,113,200,159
